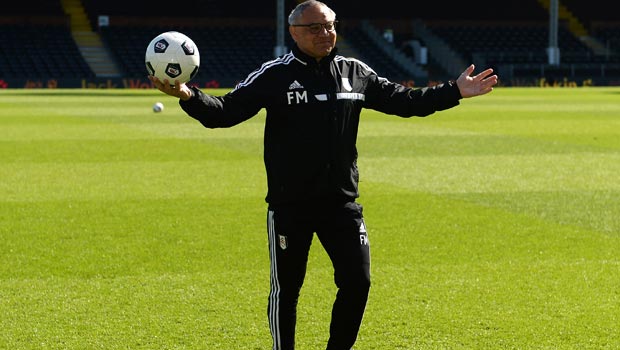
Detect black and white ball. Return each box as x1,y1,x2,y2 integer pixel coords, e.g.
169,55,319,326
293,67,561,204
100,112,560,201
152,102,164,113
145,31,200,86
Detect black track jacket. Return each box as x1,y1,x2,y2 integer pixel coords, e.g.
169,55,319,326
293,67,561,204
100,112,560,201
179,46,463,205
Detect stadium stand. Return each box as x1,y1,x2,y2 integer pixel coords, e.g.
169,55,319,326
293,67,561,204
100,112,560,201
412,0,619,83
592,24,620,62
0,25,94,78
0,1,94,79
343,27,414,80
561,0,617,24
426,21,592,64
100,24,275,85
0,0,618,86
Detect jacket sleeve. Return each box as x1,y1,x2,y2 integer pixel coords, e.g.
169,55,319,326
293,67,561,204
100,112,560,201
178,86,263,128
364,74,463,118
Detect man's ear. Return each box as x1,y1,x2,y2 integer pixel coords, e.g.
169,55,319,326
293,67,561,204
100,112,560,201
289,26,297,42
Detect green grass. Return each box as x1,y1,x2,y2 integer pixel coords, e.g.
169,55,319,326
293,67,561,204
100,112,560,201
0,87,618,349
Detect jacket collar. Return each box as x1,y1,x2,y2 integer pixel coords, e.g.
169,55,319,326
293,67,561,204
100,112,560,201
291,45,338,68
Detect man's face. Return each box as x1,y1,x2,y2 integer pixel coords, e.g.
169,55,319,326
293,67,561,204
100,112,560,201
289,4,337,61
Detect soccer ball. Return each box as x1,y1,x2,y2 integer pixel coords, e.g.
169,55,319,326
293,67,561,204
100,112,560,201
152,102,164,113
145,31,200,86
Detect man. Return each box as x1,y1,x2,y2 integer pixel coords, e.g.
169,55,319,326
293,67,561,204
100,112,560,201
150,1,498,349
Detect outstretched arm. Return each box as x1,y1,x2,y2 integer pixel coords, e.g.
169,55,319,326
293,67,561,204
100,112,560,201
149,76,262,129
456,64,498,98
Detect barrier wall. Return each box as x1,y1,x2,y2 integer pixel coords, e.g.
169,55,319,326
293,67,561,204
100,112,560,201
1,76,619,89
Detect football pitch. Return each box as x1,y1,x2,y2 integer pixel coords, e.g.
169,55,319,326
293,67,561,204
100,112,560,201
1,87,618,349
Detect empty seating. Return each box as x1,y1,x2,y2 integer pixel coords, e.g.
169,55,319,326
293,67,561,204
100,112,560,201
0,25,94,78
0,0,617,83
428,22,592,66
100,25,275,84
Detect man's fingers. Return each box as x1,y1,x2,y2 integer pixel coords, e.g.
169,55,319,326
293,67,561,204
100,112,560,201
482,75,499,88
480,77,497,93
461,64,475,78
149,76,162,88
473,68,495,81
150,76,190,99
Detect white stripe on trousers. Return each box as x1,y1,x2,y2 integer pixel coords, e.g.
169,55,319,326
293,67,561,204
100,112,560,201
267,210,281,350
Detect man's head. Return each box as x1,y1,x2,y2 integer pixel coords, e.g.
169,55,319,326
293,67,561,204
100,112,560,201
288,0,337,61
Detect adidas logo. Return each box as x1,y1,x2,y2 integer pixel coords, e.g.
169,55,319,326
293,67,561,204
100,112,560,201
288,80,304,90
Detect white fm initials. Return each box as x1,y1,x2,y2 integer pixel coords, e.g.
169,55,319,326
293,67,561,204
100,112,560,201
287,90,308,105
360,235,369,246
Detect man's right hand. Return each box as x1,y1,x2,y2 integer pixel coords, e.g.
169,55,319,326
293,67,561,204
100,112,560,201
149,76,194,101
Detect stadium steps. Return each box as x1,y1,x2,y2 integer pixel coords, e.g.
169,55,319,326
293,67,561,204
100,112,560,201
537,0,610,57
412,20,467,78
72,32,122,78
359,20,428,79
61,0,122,78
578,36,611,56
61,0,91,31
536,0,588,36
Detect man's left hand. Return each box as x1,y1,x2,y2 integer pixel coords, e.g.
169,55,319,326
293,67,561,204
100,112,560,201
456,64,498,98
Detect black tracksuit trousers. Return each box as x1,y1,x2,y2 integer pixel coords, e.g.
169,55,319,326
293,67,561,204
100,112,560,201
267,201,371,350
